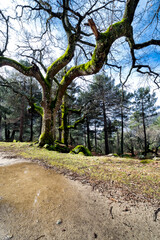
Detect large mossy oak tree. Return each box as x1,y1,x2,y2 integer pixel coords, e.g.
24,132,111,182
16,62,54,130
0,0,160,146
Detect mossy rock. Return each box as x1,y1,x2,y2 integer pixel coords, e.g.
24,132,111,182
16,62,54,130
54,143,70,153
44,144,50,149
70,145,92,156
78,152,85,156
43,142,69,153
140,159,152,164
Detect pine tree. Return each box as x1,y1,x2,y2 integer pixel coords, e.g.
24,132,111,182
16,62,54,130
133,87,158,156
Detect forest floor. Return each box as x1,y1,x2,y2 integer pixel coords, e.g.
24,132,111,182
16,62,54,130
0,142,160,240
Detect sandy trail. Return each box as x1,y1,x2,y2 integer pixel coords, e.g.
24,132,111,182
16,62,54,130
0,151,160,240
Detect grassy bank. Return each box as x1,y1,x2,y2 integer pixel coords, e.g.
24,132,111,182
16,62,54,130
0,142,160,203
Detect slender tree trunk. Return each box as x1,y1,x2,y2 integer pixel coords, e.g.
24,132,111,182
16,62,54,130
142,100,147,156
86,118,91,151
95,121,97,152
39,87,55,146
58,110,62,142
131,145,134,156
120,86,124,155
11,130,16,141
61,96,69,146
19,96,25,142
29,111,34,141
121,109,124,155
29,78,33,142
102,101,109,155
4,115,9,141
117,130,120,154
0,115,2,140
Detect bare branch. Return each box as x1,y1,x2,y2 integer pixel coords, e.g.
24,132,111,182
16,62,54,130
77,39,96,48
134,39,160,49
0,11,9,56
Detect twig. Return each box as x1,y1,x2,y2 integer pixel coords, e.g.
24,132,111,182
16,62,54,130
110,206,114,219
154,208,160,222
35,235,45,240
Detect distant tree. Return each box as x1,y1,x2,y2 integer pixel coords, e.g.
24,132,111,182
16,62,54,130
0,71,42,141
133,87,159,156
147,116,160,156
78,74,119,154
114,90,133,155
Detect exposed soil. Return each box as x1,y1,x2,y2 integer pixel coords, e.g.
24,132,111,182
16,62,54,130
0,151,160,240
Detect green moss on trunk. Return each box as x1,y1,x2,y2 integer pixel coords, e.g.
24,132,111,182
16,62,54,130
39,132,54,147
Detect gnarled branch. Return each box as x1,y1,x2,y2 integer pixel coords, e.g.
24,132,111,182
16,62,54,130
0,57,46,87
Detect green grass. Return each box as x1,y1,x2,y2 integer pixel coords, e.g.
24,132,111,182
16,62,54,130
0,142,160,202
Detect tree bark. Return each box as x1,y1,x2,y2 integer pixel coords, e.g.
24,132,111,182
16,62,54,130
86,118,91,151
121,109,124,155
19,96,25,142
29,111,34,142
0,115,2,140
61,96,69,146
142,100,147,156
102,101,109,155
95,121,97,152
39,87,54,146
58,110,62,142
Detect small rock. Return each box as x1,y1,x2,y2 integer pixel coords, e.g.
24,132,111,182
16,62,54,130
56,219,62,225
94,233,98,238
4,235,13,240
123,206,129,212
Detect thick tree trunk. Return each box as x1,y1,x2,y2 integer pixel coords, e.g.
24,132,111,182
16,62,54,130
39,88,55,146
39,106,54,146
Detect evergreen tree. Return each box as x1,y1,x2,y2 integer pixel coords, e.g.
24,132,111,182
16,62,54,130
133,87,159,156
78,74,119,154
114,89,133,155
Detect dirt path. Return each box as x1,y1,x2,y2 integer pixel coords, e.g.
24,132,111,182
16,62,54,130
0,151,160,240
